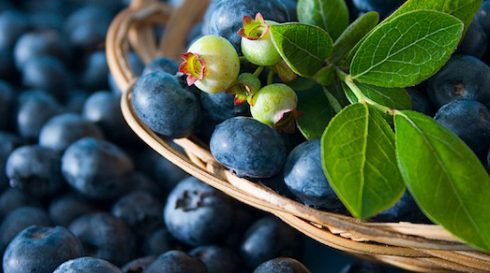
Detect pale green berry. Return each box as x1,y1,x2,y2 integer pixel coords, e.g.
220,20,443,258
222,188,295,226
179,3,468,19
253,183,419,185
180,35,240,93
250,83,301,131
239,14,282,66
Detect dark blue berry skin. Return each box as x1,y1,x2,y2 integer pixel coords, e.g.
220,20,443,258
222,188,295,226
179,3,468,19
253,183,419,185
122,256,156,273
240,217,304,269
28,11,64,32
352,0,406,18
82,91,139,147
54,257,122,273
141,228,173,256
133,72,202,138
200,91,250,122
6,145,63,198
65,6,112,50
164,177,234,246
202,0,297,53
374,191,431,224
142,250,207,273
0,11,29,51
0,132,22,190
284,140,344,211
456,20,488,59
434,99,490,156
0,74,14,131
190,245,241,273
340,261,387,273
476,1,490,36
3,226,84,273
81,51,109,91
16,90,63,141
254,258,311,273
427,55,490,110
48,193,98,227
406,88,433,116
14,31,71,69
210,117,286,178
65,90,90,114
0,188,39,220
62,138,134,199
69,213,137,266
39,113,104,152
111,191,163,237
0,206,51,251
187,22,203,46
128,173,163,198
142,57,179,76
22,56,73,100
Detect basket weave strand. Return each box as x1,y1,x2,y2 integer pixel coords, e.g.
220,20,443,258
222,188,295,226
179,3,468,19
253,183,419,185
106,0,490,271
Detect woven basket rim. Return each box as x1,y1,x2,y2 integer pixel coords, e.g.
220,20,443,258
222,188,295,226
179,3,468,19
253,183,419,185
106,0,490,271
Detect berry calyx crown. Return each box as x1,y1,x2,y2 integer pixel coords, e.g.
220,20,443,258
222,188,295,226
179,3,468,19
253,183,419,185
238,13,269,40
179,52,206,86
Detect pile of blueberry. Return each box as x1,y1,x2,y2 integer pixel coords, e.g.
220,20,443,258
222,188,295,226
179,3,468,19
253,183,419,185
3,0,488,271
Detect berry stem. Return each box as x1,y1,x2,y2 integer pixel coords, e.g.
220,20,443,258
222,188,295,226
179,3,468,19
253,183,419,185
239,56,248,61
322,86,342,114
253,66,265,77
267,70,276,85
335,68,394,115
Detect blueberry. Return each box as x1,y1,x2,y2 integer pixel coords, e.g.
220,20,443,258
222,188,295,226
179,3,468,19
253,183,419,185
476,1,490,36
0,188,39,220
0,206,51,251
190,245,240,273
200,91,250,122
108,52,144,94
254,258,311,273
82,91,139,147
352,0,406,18
6,145,63,198
65,89,90,114
3,226,84,273
39,113,104,152
28,12,64,32
284,140,344,211
142,57,179,76
164,177,234,246
14,30,71,69
240,217,303,269
48,193,98,227
81,51,109,91
406,88,433,116
69,213,137,266
0,132,22,190
434,99,490,156
133,72,202,138
54,257,122,273
373,191,431,224
202,0,297,53
187,22,204,46
427,55,490,109
127,172,163,198
0,11,29,51
141,228,173,256
22,56,72,99
121,256,156,273
456,20,488,59
111,191,163,237
62,138,134,199
210,117,286,178
65,6,112,50
142,250,207,273
339,261,387,273
16,90,63,141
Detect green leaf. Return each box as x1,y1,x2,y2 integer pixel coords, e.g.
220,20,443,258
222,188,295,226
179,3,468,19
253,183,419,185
327,79,351,109
321,103,405,218
330,12,379,64
270,23,333,77
389,0,483,34
356,82,411,110
297,0,349,41
312,64,335,86
351,10,463,88
297,85,334,140
286,76,317,91
394,111,490,251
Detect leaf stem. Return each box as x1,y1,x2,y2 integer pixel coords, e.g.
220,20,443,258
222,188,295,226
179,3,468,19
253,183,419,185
336,68,394,115
239,56,248,61
267,70,276,85
253,66,265,77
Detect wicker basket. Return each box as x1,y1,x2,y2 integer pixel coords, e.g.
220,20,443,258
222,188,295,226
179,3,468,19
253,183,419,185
106,0,490,271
